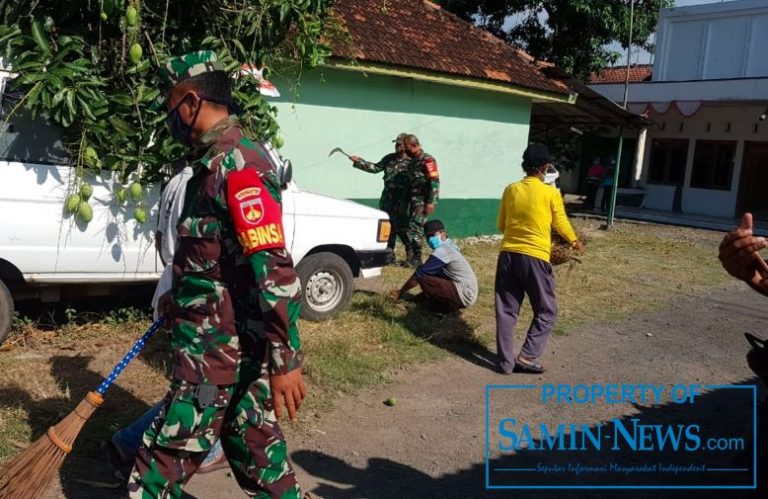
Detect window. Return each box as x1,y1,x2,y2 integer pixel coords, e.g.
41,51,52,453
0,78,69,165
689,140,736,190
648,139,688,184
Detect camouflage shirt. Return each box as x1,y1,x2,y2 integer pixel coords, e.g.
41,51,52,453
171,117,302,385
353,153,412,211
409,151,440,206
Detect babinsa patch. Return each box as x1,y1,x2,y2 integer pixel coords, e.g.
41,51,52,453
424,157,439,179
227,168,284,255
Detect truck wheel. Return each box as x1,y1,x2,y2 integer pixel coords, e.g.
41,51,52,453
0,279,13,346
296,252,354,322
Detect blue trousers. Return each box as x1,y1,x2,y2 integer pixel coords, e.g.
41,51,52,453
113,401,164,456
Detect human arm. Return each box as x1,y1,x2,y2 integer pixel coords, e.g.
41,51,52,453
497,188,507,232
423,155,440,209
351,154,389,174
551,189,580,247
227,166,306,420
718,212,768,296
397,273,419,299
397,255,448,298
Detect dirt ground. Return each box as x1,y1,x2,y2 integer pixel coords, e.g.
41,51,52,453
36,282,765,498
181,285,766,499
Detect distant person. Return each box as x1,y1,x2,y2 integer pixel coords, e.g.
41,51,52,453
395,220,477,313
584,157,605,210
495,143,584,374
349,133,412,262
600,161,616,212
404,134,440,268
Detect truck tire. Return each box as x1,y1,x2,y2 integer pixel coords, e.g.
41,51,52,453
296,252,354,322
0,279,13,346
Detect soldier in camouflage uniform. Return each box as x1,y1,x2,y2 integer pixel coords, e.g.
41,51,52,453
404,134,440,268
127,51,307,499
349,133,412,262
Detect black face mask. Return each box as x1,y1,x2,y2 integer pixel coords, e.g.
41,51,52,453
166,95,235,147
166,95,200,146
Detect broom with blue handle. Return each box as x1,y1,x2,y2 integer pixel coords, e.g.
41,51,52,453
0,318,165,498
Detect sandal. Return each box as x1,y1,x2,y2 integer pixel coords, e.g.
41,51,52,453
513,357,545,374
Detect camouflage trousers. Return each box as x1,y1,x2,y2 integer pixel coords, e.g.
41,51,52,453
407,203,427,262
382,197,411,257
127,359,300,499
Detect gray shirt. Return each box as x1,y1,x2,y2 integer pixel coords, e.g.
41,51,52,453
419,239,478,307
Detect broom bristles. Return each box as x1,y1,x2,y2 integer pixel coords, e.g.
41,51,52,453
0,391,103,499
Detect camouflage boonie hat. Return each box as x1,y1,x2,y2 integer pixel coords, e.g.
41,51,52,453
154,50,225,108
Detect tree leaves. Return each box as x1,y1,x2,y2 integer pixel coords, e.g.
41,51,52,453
439,0,673,79
2,0,334,198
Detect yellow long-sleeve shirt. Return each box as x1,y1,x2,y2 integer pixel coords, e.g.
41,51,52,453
496,177,578,262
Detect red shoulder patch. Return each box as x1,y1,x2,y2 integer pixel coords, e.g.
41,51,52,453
227,168,285,256
424,157,439,179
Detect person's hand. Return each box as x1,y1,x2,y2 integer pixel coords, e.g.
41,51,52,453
718,212,768,285
349,155,362,163
425,203,435,215
157,291,176,325
271,369,308,423
572,240,585,253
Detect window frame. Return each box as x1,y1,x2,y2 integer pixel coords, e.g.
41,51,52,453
646,138,689,186
689,139,737,191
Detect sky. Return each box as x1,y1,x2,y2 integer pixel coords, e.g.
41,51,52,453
608,0,738,65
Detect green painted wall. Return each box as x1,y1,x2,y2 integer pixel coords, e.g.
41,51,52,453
352,198,500,237
272,68,532,236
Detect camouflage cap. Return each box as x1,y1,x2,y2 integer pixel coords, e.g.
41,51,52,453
154,50,225,108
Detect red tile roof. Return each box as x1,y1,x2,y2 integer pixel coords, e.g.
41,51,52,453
330,0,571,96
590,65,653,84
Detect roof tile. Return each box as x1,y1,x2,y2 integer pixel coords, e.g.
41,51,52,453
330,0,570,95
590,65,653,84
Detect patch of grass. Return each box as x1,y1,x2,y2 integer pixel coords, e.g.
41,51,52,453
0,220,734,453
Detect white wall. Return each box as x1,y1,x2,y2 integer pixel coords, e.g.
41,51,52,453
639,103,768,217
590,78,768,104
654,0,768,81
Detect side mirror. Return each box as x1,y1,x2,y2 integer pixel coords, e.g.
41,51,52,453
280,159,293,188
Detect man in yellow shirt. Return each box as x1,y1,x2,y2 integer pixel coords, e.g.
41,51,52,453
495,144,584,374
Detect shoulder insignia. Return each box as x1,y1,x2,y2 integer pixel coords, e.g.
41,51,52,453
424,157,439,179
227,167,285,256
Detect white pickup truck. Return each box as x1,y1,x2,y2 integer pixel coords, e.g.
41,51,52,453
0,80,392,344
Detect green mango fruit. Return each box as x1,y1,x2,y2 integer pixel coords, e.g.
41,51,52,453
116,186,127,203
65,194,81,214
128,43,142,65
100,11,108,21
384,397,397,406
129,182,143,201
83,146,100,168
77,201,93,223
134,207,146,224
79,183,93,200
126,6,138,26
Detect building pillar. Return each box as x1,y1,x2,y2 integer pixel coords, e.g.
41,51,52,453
633,127,647,187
